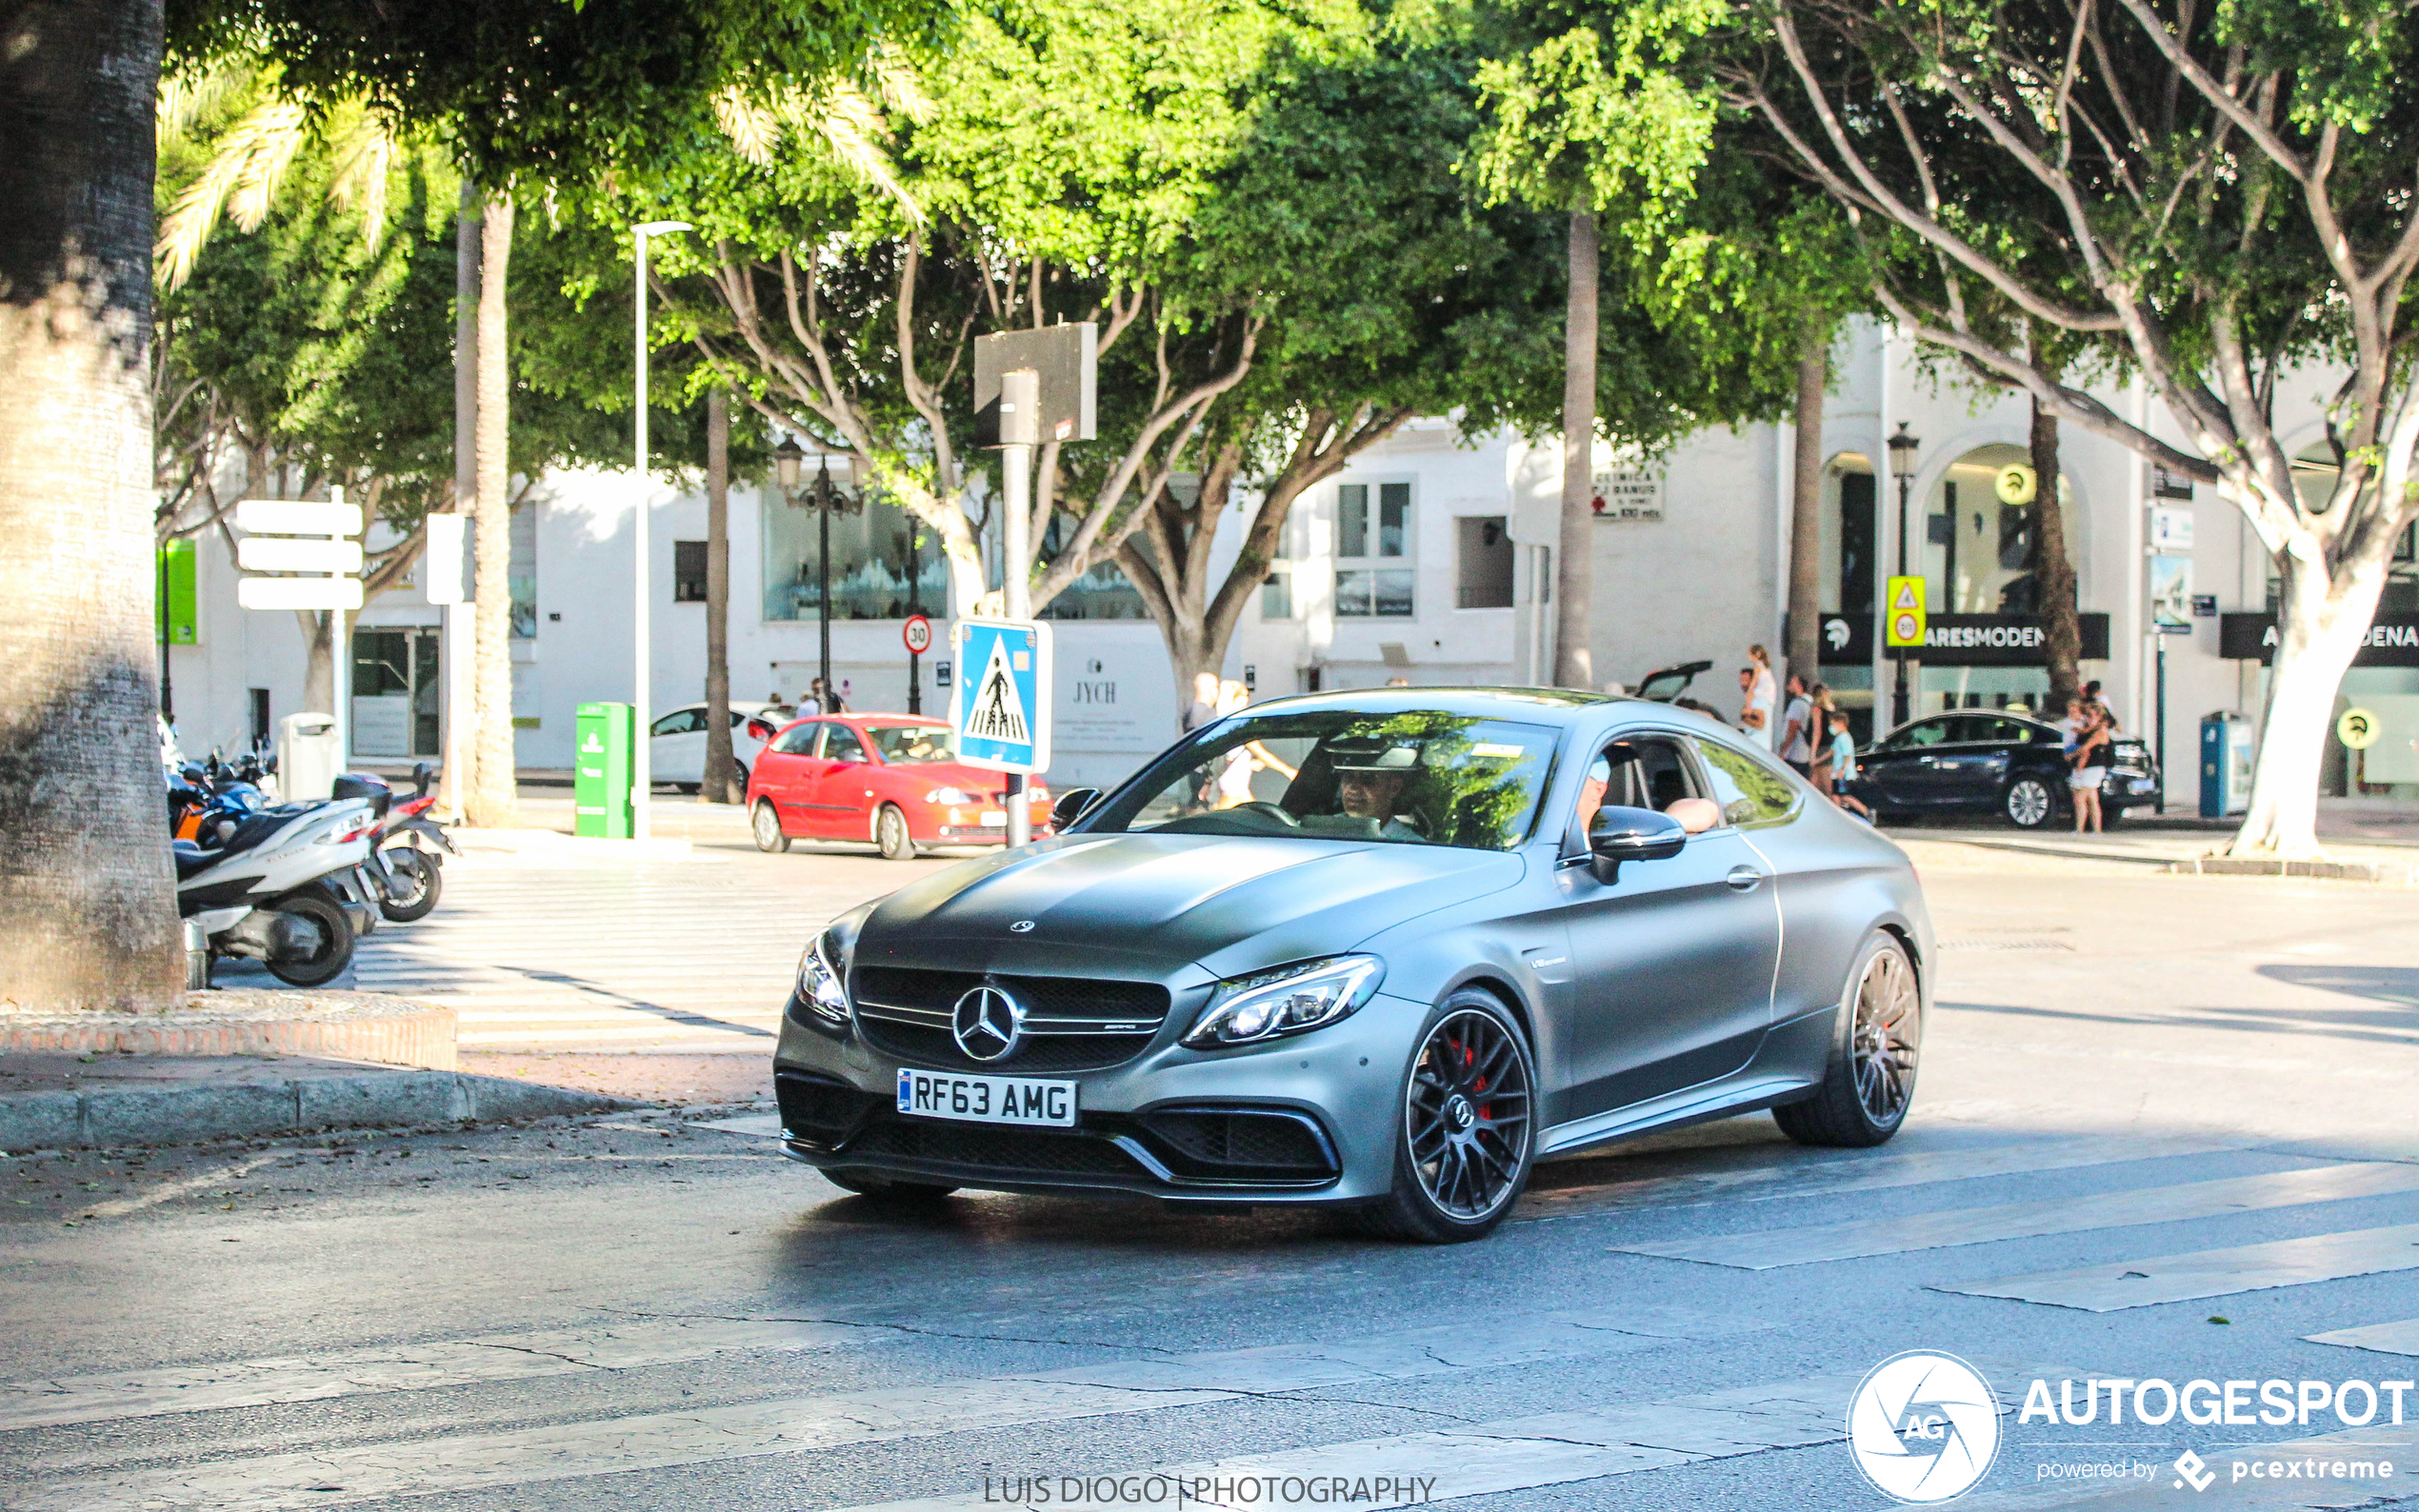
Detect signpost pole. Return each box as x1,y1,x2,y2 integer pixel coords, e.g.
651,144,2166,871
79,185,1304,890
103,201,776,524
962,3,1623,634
2155,634,2169,814
999,368,1038,846
331,485,350,775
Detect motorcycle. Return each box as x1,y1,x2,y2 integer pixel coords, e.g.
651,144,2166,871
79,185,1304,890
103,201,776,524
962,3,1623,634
176,797,382,988
363,764,453,924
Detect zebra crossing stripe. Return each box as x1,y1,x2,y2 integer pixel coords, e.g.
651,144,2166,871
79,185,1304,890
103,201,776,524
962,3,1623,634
1611,1162,2419,1269
1938,1222,2419,1311
2306,1317,2419,1358
0,1317,862,1433
11,1307,1758,1512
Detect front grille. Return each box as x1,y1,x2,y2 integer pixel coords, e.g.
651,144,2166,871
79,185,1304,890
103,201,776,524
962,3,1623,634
849,1118,1146,1177
852,967,1170,1073
1137,1108,1340,1181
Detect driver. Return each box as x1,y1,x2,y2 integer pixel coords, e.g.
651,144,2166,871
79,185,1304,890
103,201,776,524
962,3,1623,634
1325,737,1426,840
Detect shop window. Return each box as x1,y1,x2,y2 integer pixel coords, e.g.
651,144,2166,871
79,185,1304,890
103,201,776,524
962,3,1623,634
763,494,947,622
510,504,538,638
1261,568,1293,620
673,541,708,603
1456,516,1514,608
1034,514,1149,620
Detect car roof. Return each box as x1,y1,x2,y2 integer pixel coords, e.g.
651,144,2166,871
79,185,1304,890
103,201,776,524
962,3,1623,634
1221,686,1750,739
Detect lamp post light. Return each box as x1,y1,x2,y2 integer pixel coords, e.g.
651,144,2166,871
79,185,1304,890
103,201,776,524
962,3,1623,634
630,218,690,842
1886,421,1921,726
773,437,862,714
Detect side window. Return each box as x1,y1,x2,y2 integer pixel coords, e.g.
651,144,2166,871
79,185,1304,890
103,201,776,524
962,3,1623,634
1900,718,1956,747
650,709,702,737
1575,736,1699,838
771,722,823,756
1977,717,2034,745
824,726,868,764
1694,739,1802,828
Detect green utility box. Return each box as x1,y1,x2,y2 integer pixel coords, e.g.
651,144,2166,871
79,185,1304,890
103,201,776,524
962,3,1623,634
574,702,634,838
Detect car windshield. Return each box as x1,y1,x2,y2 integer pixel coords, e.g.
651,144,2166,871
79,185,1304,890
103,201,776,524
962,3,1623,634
864,724,956,764
1085,711,1558,851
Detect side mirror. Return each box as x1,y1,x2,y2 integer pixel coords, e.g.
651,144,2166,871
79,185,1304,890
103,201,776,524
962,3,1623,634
411,762,432,797
1587,805,1688,883
1050,786,1104,832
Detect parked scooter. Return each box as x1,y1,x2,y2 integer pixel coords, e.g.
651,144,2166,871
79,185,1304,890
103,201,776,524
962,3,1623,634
350,765,454,923
176,798,381,988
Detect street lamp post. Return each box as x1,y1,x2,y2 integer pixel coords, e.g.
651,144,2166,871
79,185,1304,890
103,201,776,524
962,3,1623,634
772,438,861,715
1887,421,1920,727
631,218,690,842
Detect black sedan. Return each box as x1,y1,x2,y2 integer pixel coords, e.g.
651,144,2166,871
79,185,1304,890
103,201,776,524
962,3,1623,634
773,688,1932,1243
1847,710,2163,829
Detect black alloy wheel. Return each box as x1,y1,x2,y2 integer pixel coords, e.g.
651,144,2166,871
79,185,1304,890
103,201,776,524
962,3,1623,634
1774,932,1921,1147
264,893,355,987
875,804,916,861
2003,775,2056,829
751,800,790,853
1365,991,1536,1243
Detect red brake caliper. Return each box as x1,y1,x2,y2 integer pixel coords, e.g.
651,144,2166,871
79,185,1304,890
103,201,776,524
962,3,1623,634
1465,1038,1489,1122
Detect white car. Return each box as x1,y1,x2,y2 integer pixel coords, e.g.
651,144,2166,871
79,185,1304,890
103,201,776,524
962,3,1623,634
649,702,778,792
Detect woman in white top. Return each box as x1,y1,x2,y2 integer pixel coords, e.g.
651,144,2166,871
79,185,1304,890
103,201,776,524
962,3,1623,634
1745,645,1779,750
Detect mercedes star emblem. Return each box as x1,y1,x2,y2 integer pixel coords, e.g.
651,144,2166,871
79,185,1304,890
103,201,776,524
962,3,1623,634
951,984,1024,1062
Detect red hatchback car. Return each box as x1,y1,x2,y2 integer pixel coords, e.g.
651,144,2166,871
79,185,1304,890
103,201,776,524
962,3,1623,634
747,712,1050,860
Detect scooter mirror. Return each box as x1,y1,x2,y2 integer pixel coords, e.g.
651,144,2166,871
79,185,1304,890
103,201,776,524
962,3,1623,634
411,762,432,797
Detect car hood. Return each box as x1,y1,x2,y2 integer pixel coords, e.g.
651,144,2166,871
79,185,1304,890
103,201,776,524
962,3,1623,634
851,832,1523,985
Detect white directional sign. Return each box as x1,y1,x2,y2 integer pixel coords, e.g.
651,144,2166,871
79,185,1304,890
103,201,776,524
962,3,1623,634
424,513,468,606
237,574,366,611
236,536,364,575
950,617,1051,772
235,499,363,537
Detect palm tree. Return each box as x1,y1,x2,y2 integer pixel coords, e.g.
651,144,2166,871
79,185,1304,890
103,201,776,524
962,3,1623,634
0,0,183,1009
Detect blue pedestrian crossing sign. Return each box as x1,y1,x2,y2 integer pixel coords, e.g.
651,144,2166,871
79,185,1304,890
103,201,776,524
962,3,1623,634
950,617,1052,772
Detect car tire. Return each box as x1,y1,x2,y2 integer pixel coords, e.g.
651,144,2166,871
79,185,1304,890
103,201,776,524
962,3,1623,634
1773,932,1921,1148
2003,776,2057,829
1359,989,1537,1244
751,800,790,853
263,893,356,987
875,804,917,861
822,1169,958,1200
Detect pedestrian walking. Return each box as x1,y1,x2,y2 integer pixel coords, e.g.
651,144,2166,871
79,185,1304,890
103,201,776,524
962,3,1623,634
1804,683,1836,791
1825,707,1873,820
1181,671,1220,734
1745,646,1778,750
1777,673,1815,778
2069,704,2110,832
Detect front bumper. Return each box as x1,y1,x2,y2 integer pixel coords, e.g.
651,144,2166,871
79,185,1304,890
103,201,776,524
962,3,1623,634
772,988,1429,1204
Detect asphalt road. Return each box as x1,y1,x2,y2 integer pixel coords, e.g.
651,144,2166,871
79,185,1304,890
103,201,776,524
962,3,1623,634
7,860,2419,1511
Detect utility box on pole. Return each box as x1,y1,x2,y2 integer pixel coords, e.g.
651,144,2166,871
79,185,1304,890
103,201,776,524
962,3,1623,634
277,712,342,801
575,702,635,838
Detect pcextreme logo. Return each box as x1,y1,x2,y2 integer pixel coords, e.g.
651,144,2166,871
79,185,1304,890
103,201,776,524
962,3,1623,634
1848,1351,2004,1504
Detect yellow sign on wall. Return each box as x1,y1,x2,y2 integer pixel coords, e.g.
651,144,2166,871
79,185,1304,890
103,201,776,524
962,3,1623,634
2338,706,2380,750
1885,576,1928,649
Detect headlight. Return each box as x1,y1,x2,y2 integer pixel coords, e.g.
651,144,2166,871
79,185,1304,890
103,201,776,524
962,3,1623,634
1183,955,1384,1048
927,787,972,804
793,929,851,1025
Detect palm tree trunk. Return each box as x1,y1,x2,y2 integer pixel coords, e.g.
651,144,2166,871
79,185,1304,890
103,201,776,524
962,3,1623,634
465,191,519,826
2029,398,2084,711
0,0,182,1009
1785,324,1828,692
702,390,740,802
1553,207,1598,689
438,185,480,818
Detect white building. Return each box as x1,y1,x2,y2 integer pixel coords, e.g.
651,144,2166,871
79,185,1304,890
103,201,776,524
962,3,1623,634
161,321,2419,806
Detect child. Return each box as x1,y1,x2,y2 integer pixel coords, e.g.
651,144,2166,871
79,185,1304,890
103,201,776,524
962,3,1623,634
1826,708,1873,821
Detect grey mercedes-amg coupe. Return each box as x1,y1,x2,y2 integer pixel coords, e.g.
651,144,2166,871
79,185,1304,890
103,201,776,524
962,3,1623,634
772,687,1931,1243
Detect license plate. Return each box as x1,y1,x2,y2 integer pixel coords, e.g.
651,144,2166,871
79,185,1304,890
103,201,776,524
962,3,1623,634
896,1069,1076,1126
979,809,1008,826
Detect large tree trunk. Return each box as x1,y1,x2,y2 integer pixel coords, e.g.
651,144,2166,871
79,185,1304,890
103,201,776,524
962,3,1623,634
295,610,335,715
1784,325,1827,692
0,0,181,1010
465,193,519,827
438,186,480,819
2029,399,2083,712
702,390,740,803
2229,546,2386,859
1553,208,1599,689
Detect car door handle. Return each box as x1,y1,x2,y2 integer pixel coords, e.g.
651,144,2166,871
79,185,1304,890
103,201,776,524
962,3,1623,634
1726,865,1765,892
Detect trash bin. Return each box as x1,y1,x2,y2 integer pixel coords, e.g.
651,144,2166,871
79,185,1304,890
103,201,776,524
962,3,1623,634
574,702,634,838
2199,711,2252,817
278,711,341,801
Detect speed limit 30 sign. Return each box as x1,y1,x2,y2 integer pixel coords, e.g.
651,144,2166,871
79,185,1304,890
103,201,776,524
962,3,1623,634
902,613,933,655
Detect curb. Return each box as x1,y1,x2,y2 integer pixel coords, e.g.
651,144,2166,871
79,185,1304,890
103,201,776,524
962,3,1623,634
0,1003,456,1070
0,1071,632,1151
2164,855,2419,884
